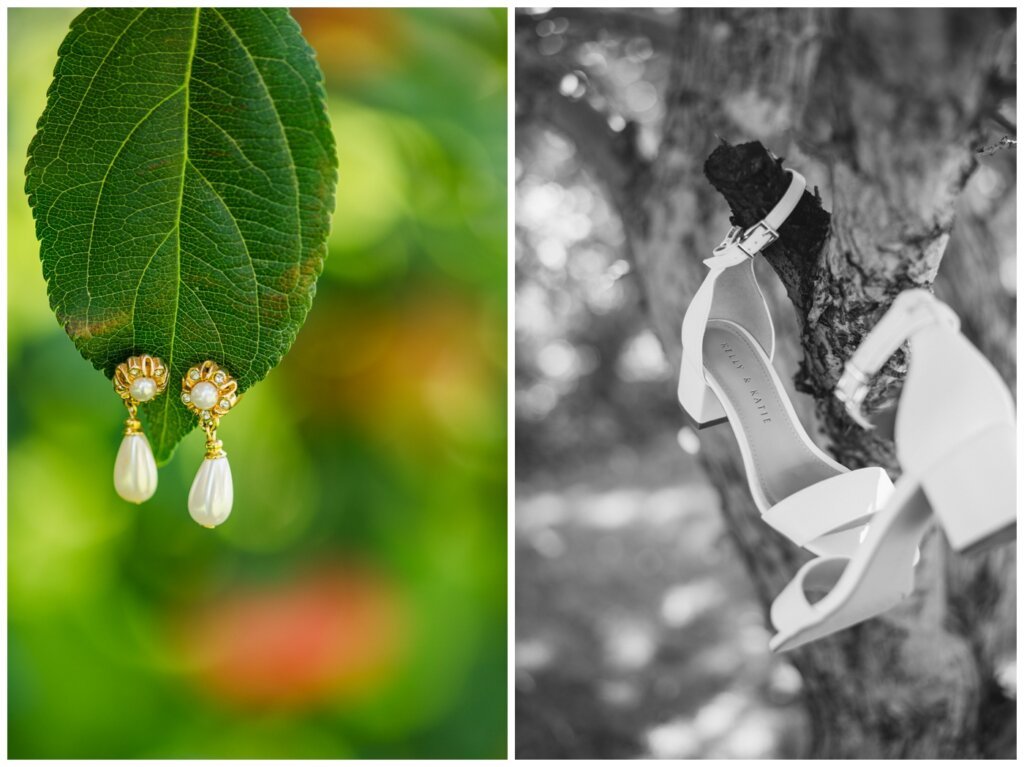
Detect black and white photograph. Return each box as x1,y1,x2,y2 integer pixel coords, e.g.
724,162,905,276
515,7,1017,759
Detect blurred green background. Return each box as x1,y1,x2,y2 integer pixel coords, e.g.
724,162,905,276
8,7,507,759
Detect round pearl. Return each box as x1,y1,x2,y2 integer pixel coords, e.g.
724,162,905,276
130,376,158,402
190,381,219,410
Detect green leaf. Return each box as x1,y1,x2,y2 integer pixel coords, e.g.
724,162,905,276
25,8,337,462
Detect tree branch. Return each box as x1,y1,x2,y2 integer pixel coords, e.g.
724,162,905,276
704,140,831,314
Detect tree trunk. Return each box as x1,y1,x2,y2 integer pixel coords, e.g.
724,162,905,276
518,7,1016,758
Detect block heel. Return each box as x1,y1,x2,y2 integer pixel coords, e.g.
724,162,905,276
677,363,727,429
772,291,1017,651
921,422,1017,554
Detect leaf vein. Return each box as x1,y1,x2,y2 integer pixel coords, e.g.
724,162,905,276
155,6,200,456
128,226,176,350
40,8,148,180
181,280,226,363
82,82,186,334
185,158,262,376
211,9,303,275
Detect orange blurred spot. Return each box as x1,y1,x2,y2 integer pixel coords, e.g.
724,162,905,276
290,8,402,82
182,565,406,709
287,292,498,440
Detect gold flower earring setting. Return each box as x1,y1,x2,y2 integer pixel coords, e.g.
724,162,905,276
110,356,240,528
181,361,239,528
112,354,168,503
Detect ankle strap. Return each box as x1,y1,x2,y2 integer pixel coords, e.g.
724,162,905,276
703,169,806,269
836,290,960,429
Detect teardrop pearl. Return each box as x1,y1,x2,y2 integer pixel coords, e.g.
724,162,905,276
188,455,233,528
114,433,158,503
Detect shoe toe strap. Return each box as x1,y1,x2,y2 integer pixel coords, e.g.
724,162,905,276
770,555,849,634
763,467,893,556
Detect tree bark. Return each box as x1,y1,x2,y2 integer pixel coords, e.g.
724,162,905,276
518,7,1016,758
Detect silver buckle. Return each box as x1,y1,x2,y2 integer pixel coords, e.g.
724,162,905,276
712,221,779,260
835,364,874,430
737,220,779,256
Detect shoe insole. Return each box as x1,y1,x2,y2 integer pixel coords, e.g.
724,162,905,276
702,319,841,507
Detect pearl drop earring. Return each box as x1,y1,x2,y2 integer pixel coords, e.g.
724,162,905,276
180,361,239,528
112,354,168,503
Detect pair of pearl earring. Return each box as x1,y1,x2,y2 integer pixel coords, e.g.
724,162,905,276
112,354,239,528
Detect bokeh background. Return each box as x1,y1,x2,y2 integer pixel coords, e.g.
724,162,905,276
515,7,1016,759
8,8,506,759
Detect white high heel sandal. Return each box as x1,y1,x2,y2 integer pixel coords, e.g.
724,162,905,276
679,169,892,557
769,289,1017,653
